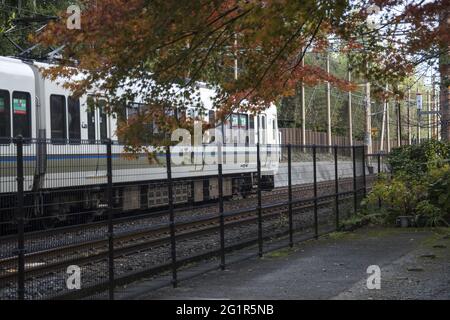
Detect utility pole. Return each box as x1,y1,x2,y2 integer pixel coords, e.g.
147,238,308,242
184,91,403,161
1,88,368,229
427,89,431,140
397,98,402,146
386,85,391,152
234,34,238,81
417,88,422,143
348,64,353,146
326,53,332,147
365,64,372,154
301,51,306,146
380,87,387,152
439,9,450,141
407,89,411,145
432,74,437,139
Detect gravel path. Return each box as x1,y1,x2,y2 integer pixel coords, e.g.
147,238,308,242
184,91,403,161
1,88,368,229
135,227,450,300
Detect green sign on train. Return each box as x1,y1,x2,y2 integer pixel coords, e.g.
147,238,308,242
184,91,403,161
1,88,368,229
13,98,27,115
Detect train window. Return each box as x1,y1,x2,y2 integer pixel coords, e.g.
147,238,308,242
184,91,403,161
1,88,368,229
249,115,255,144
50,95,67,141
87,110,95,142
127,103,139,119
86,97,96,142
68,97,81,141
273,119,276,140
98,100,108,140
231,114,239,128
260,115,266,144
249,115,254,130
208,110,215,125
12,91,31,139
239,114,248,129
0,90,11,139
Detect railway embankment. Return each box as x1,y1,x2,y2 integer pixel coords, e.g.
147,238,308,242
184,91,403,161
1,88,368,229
126,227,450,300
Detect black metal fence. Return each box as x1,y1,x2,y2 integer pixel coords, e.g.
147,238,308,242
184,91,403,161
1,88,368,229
0,137,389,300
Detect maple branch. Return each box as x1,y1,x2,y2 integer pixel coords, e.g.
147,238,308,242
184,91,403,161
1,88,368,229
153,6,253,77
238,9,323,106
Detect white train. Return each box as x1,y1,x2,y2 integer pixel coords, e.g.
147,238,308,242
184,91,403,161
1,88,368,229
0,56,280,223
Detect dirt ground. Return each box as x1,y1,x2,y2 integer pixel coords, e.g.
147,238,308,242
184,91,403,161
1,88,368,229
134,227,450,300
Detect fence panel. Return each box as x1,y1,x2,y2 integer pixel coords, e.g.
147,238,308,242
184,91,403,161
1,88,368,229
0,138,389,300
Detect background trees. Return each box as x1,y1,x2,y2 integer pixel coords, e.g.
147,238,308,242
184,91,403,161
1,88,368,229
1,0,448,146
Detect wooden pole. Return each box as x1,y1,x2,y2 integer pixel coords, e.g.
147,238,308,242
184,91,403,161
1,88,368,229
301,52,306,146
407,89,411,145
348,65,353,146
427,90,431,140
386,85,391,152
366,81,372,154
326,53,332,147
380,85,387,152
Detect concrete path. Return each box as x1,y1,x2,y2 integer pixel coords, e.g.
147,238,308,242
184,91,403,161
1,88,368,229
132,227,450,300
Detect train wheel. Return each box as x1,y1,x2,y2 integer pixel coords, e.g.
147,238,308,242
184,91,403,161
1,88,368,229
41,215,58,229
41,199,68,229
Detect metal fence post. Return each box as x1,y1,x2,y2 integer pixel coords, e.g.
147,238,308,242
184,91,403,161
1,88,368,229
256,143,263,257
287,144,293,247
166,146,177,287
362,146,367,198
313,145,318,239
334,145,339,230
352,145,357,215
14,135,25,300
377,153,381,208
218,144,225,270
106,139,114,300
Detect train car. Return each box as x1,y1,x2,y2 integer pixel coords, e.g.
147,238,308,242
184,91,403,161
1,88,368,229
0,56,280,225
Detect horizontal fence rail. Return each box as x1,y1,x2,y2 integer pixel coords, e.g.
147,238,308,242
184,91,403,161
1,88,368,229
0,137,390,300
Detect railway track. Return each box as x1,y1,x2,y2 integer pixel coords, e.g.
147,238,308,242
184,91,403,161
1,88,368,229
0,176,362,242
0,175,373,299
0,191,354,284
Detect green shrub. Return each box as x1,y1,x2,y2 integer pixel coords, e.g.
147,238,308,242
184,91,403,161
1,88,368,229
415,200,448,227
364,141,450,227
387,140,450,176
427,165,450,217
366,174,427,223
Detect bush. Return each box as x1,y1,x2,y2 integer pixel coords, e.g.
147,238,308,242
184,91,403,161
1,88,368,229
364,141,450,227
366,174,427,224
415,200,448,227
427,165,450,223
387,140,450,177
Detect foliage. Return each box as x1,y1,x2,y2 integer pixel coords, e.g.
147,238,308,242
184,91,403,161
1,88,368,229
415,200,447,227
365,142,450,227
387,140,450,177
366,174,427,223
0,0,72,56
427,165,450,215
31,0,449,150
338,211,384,231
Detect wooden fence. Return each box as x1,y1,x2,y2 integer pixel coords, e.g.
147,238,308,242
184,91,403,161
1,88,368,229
279,128,409,154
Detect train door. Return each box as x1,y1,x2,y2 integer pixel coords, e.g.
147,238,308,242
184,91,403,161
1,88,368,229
87,97,109,142
257,114,267,145
98,100,108,140
230,113,248,145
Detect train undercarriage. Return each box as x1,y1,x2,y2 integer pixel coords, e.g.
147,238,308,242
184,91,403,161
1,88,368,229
0,172,275,232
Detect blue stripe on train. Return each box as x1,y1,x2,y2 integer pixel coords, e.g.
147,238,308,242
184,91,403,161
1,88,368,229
0,154,125,162
0,150,264,162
